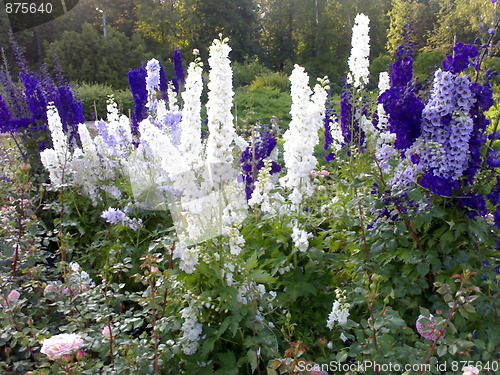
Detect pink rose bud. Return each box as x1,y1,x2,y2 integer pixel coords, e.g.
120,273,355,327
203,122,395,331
102,325,113,338
76,350,85,361
320,170,329,177
310,170,318,177
61,354,72,363
7,290,20,303
319,338,326,345
1,218,7,224
150,266,159,273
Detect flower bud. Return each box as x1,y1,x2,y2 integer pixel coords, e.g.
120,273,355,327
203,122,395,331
76,350,85,361
61,354,72,363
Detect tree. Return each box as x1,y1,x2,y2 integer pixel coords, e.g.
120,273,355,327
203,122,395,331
425,0,499,53
47,23,147,89
386,0,439,55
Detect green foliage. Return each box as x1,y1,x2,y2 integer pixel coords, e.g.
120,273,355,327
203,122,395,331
234,87,291,131
232,60,273,88
75,83,134,121
47,23,147,89
414,50,447,80
249,72,291,92
369,54,392,89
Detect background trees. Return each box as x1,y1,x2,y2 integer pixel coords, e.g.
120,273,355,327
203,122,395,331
1,0,498,89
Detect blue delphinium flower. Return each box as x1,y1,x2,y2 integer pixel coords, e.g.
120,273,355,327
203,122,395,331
420,170,458,196
128,66,148,135
173,47,186,85
487,176,500,205
0,95,12,132
442,42,478,74
101,207,142,231
240,132,281,200
339,80,366,148
487,149,500,167
159,64,169,101
379,41,423,151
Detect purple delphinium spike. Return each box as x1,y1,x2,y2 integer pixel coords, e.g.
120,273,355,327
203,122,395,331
379,33,424,152
128,66,148,135
173,47,186,85
159,64,169,101
0,95,12,132
442,43,479,74
240,132,281,200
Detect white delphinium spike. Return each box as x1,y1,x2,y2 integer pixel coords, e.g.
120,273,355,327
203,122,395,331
106,95,120,123
377,72,390,131
40,104,72,185
168,86,180,112
291,223,313,252
179,305,203,355
280,66,328,204
180,51,204,163
146,58,161,115
71,124,119,204
326,289,350,329
205,36,236,168
248,159,275,212
348,13,370,89
328,113,344,152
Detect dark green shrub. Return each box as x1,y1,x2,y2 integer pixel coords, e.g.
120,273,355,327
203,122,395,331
233,60,273,88
369,54,392,89
249,72,290,92
414,50,447,80
47,23,147,89
75,82,134,121
234,86,291,131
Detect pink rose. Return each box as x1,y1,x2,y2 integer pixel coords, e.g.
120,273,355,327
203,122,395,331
310,170,318,178
463,366,479,375
102,325,113,338
7,290,20,304
416,314,439,340
40,333,84,360
320,170,329,177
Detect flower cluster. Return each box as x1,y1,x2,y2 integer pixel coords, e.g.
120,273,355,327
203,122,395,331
101,207,142,231
179,305,203,355
205,36,236,169
240,131,281,200
280,67,328,204
348,13,370,89
379,41,423,151
40,333,84,360
291,224,312,253
419,69,476,182
326,289,350,329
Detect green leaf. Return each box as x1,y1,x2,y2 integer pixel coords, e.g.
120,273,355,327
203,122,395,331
336,351,348,362
417,262,430,278
462,303,476,314
247,349,258,373
408,188,424,201
249,270,276,283
437,344,447,357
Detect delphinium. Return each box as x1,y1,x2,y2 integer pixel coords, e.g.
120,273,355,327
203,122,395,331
280,65,329,205
240,130,281,201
